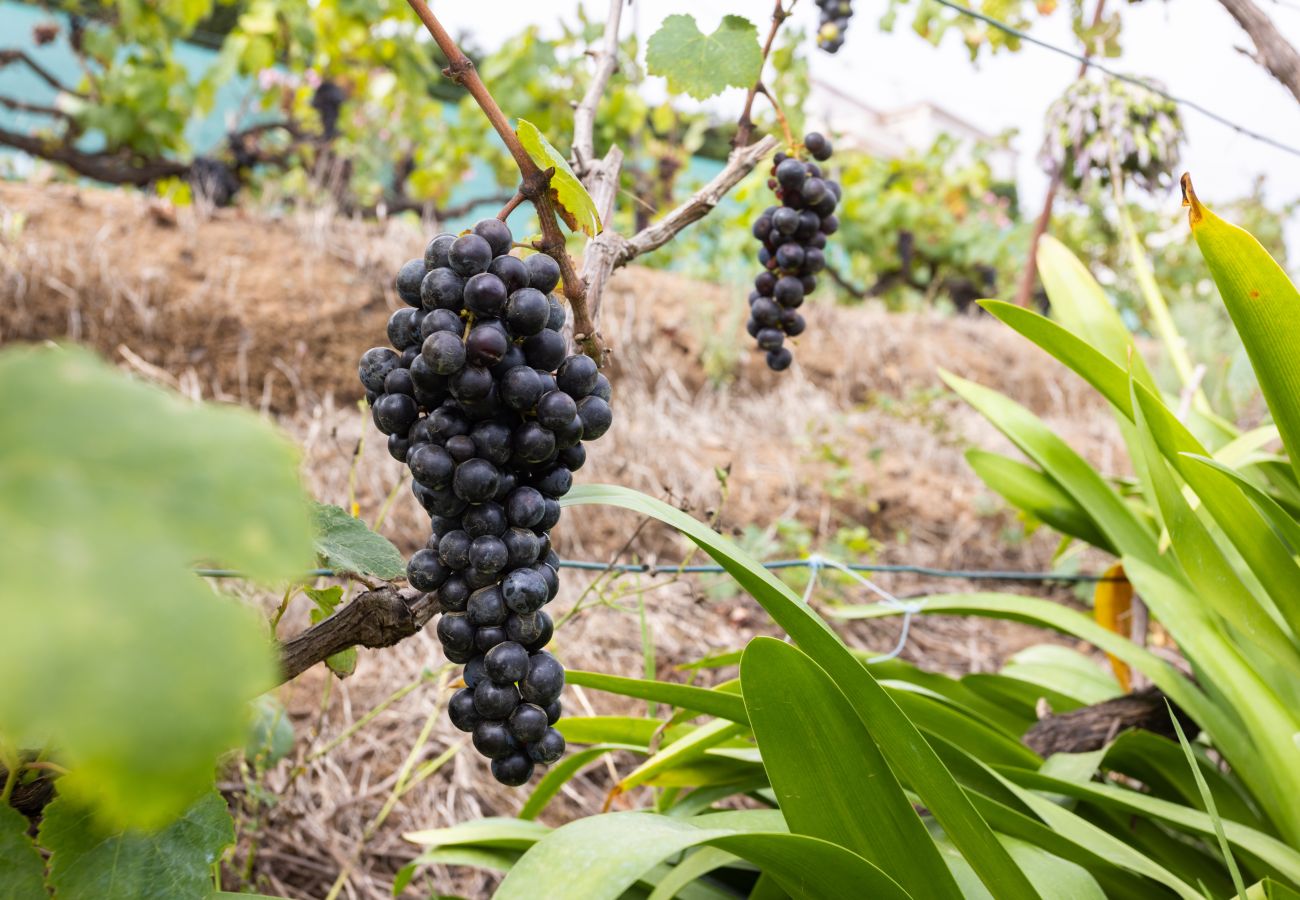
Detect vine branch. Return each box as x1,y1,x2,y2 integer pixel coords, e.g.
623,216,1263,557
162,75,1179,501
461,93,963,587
277,586,436,684
572,0,625,178
735,0,795,149
402,0,606,361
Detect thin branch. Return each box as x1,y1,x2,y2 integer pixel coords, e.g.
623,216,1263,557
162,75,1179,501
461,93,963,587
735,1,795,148
572,0,625,177
1217,0,1300,104
402,0,606,360
0,49,86,98
579,136,779,324
277,586,437,683
0,93,72,120
0,123,188,185
623,136,780,259
497,190,526,220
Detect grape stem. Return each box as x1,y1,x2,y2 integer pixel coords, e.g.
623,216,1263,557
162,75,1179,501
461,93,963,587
402,0,607,361
497,190,526,221
735,0,797,149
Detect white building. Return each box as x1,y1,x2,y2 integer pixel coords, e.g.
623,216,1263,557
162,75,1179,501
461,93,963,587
805,78,1019,182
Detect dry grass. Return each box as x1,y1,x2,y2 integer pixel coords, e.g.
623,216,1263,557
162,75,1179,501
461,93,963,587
0,181,1125,899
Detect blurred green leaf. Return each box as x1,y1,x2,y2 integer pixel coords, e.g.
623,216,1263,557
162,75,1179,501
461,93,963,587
0,346,309,828
0,805,45,900
311,504,404,580
645,15,762,100
41,790,233,900
966,449,1112,552
244,695,294,770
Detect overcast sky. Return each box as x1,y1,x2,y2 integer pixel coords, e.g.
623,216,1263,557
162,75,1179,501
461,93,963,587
437,0,1300,226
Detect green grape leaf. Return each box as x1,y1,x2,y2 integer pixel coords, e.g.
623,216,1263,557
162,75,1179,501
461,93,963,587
312,503,405,579
244,695,294,770
325,647,359,678
305,585,346,619
645,14,763,100
305,585,358,678
41,791,233,900
0,345,312,829
0,805,46,899
515,119,602,237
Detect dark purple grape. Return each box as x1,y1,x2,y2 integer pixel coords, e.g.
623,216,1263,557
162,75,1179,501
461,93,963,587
491,751,534,785
505,288,550,337
421,268,466,311
463,501,507,537
446,434,476,463
471,421,513,466
473,720,515,758
527,727,565,764
485,641,530,684
475,625,508,653
473,217,513,257
805,131,832,161
474,679,520,719
437,529,472,570
466,324,509,366
468,585,508,627
767,347,793,371
425,234,456,269
396,258,427,305
464,272,508,317
388,434,411,462
506,487,546,528
503,527,541,569
437,612,475,652
556,354,598,398
546,296,566,331
537,498,562,532
384,367,414,398
422,331,467,375
407,548,449,591
556,442,586,472
373,393,418,435
488,254,529,294
536,391,578,430
449,233,493,276
439,575,470,612
775,158,807,191
508,703,548,743
756,328,784,351
524,253,561,292
469,534,509,573
520,652,565,705
387,308,420,349
359,347,400,393
501,365,544,411
448,688,480,731
502,567,548,614
523,329,567,371
513,422,556,464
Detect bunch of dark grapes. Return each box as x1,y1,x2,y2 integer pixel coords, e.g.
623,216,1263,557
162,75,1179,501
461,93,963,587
747,132,839,371
815,0,854,53
357,218,613,786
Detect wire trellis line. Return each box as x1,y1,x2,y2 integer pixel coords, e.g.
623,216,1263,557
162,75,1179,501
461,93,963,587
193,559,1118,583
931,0,1300,159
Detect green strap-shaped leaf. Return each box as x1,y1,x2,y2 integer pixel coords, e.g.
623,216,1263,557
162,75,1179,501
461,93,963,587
1036,234,1157,391
491,811,911,900
41,791,233,900
518,744,641,821
941,370,1158,564
645,14,763,100
1184,177,1300,484
742,637,963,899
615,719,747,794
832,594,1242,774
1183,454,1300,552
1001,766,1300,886
516,119,601,237
566,669,749,724
0,805,46,900
311,503,405,579
966,449,1112,552
979,300,1300,658
564,485,1042,900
